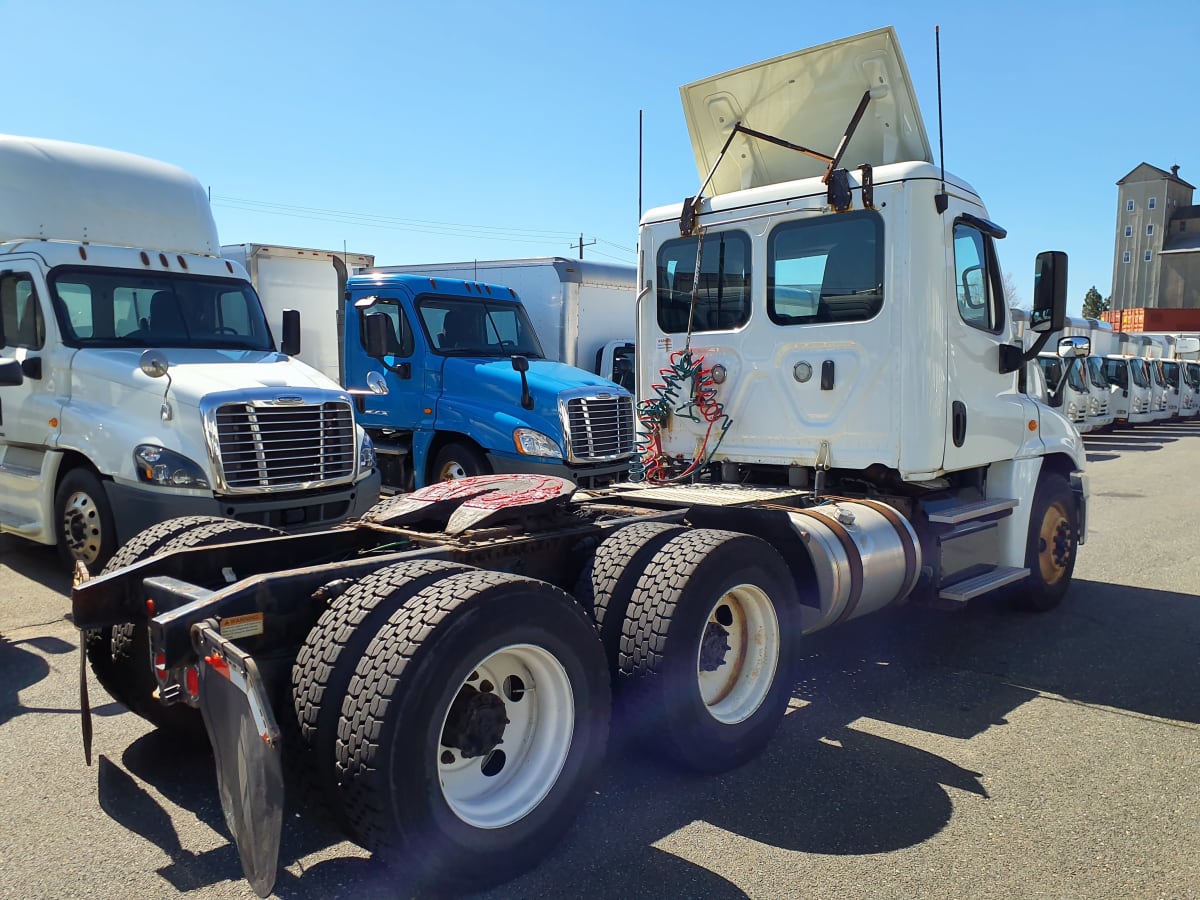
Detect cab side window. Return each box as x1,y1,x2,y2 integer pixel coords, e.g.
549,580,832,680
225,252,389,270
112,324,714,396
0,274,45,350
361,298,414,357
952,224,1004,333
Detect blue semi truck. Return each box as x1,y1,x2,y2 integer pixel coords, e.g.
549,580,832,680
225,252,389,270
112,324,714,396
348,270,635,489
224,245,635,490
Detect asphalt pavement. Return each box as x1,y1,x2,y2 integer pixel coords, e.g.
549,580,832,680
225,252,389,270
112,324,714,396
2,422,1198,899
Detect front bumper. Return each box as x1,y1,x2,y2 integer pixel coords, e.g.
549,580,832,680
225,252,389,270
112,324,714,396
484,452,630,488
105,469,382,545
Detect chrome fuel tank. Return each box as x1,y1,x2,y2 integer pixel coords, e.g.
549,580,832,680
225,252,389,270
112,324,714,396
787,499,921,634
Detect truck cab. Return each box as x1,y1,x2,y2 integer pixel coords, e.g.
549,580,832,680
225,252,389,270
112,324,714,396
345,273,634,489
0,135,379,570
1038,353,1089,431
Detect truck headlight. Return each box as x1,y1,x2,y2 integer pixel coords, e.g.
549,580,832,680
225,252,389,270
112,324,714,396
513,428,561,458
359,433,377,472
134,445,209,488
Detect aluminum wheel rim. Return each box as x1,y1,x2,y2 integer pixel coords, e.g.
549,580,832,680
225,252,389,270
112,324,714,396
437,643,574,829
1038,501,1072,586
695,584,781,725
62,490,103,564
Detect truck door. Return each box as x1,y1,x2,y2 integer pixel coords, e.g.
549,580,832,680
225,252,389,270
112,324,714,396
0,268,61,450
345,296,431,431
942,216,1028,472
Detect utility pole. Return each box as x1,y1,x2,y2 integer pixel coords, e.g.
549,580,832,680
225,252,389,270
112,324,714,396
571,233,596,260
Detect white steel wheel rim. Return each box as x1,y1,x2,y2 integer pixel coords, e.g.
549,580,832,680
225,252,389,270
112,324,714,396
437,643,574,829
695,584,781,725
62,490,103,564
439,460,469,480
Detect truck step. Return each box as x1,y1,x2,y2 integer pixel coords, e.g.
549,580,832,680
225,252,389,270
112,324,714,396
925,497,1018,524
938,565,1029,603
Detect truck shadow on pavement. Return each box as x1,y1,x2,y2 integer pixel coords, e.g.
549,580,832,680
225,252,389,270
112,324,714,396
0,537,71,595
89,578,1199,898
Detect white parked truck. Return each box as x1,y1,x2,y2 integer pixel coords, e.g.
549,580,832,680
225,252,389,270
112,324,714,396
0,136,380,571
1067,317,1114,431
1141,334,1174,420
71,28,1087,897
1109,333,1156,425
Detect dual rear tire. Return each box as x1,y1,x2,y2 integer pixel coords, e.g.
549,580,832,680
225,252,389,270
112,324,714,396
294,565,610,890
581,526,802,773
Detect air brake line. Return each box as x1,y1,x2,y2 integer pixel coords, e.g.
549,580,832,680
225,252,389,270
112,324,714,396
631,230,733,484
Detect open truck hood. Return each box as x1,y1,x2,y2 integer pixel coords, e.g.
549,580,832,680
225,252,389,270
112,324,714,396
680,27,932,195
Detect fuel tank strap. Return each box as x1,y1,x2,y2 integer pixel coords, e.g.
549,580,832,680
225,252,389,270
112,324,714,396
792,508,864,625
839,498,920,600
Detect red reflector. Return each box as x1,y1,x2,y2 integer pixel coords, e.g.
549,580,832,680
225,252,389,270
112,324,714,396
146,598,156,615
205,654,231,679
154,652,167,673
185,666,200,698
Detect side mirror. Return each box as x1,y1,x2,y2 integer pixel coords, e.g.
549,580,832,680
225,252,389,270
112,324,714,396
363,312,391,359
1057,336,1089,358
511,355,534,410
281,309,301,357
0,357,23,387
1030,251,1068,334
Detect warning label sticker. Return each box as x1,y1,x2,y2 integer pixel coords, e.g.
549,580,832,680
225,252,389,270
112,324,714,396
220,613,264,640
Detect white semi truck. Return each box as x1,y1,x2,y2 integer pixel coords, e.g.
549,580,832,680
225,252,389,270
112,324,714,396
71,28,1088,896
0,135,380,571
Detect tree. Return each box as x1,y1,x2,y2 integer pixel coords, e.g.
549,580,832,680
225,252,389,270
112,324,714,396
1002,271,1021,307
1081,286,1110,319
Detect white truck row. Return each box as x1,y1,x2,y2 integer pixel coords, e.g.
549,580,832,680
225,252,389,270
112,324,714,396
1024,315,1200,432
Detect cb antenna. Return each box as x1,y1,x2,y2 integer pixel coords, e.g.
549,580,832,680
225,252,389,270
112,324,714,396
934,25,948,214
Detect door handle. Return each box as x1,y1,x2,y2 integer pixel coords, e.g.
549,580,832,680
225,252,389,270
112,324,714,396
952,400,967,447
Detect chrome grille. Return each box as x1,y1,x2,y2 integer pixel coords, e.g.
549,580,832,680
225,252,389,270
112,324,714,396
214,400,355,490
565,395,634,462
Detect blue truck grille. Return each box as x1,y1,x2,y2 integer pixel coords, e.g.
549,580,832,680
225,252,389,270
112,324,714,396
565,395,635,463
214,401,355,490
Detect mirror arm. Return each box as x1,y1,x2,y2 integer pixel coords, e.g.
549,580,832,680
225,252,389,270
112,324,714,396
1019,329,1054,365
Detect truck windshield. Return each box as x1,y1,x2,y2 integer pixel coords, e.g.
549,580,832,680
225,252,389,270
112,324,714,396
418,297,544,358
1129,359,1149,388
1086,356,1109,388
1068,359,1087,392
1161,360,1179,388
49,267,273,350
1102,358,1128,389
1038,357,1062,387
1148,361,1165,387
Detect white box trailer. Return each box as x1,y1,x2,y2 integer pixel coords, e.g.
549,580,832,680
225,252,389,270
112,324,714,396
221,244,375,384
369,257,636,385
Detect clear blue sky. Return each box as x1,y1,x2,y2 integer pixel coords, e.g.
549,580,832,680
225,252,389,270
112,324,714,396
5,1,1198,313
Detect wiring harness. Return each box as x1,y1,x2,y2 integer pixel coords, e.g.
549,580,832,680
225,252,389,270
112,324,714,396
630,347,732,483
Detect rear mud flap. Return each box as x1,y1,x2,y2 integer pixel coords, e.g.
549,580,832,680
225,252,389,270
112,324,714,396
194,623,283,898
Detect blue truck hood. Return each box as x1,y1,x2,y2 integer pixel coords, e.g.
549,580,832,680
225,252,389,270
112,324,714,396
440,357,626,437
441,356,624,402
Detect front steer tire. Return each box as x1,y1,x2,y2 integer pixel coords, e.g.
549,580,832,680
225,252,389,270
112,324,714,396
1014,472,1079,612
335,570,610,890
